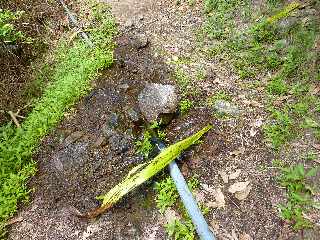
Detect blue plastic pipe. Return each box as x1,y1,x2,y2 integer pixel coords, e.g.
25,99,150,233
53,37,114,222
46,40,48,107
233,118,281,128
156,141,215,240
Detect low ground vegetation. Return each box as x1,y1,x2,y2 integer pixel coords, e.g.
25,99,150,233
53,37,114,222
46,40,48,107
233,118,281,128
0,1,116,236
202,0,320,232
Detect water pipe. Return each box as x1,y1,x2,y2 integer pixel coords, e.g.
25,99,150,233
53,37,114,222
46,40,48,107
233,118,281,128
155,141,215,240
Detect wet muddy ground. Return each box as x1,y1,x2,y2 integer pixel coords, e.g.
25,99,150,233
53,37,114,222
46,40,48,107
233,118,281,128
8,0,320,239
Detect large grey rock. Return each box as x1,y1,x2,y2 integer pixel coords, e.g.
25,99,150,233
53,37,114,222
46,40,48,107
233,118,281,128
214,100,240,116
131,33,149,49
138,83,178,122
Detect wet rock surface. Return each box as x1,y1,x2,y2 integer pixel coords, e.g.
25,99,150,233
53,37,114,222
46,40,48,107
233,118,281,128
138,83,178,122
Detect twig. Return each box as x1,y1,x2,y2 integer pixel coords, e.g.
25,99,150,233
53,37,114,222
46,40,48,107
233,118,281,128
5,216,23,226
8,111,21,128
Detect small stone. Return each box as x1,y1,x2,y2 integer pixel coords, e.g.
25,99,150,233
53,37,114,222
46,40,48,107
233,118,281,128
163,208,180,224
131,34,149,49
228,181,251,201
124,19,134,28
126,107,141,122
229,169,241,180
108,133,131,154
102,126,116,139
108,113,119,128
214,100,240,116
118,83,130,91
63,131,84,146
138,83,178,122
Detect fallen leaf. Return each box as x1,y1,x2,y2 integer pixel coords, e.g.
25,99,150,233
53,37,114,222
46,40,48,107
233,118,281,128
207,188,226,209
219,170,229,183
201,183,215,193
311,85,320,95
231,229,238,240
229,169,241,180
163,208,180,224
249,128,258,137
235,185,252,200
210,219,220,231
242,99,263,108
228,181,250,193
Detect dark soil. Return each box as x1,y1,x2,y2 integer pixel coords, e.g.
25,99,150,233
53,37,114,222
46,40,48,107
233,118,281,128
0,0,65,124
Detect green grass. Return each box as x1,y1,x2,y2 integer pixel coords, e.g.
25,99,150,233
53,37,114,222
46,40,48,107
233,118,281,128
207,90,231,106
278,164,318,230
0,1,116,236
264,107,294,151
165,218,195,240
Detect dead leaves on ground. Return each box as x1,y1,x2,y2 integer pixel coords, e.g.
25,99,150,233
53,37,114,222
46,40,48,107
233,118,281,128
228,181,252,201
199,168,251,211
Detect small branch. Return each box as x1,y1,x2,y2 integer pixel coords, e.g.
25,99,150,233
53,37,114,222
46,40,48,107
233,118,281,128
8,111,21,128
5,216,23,226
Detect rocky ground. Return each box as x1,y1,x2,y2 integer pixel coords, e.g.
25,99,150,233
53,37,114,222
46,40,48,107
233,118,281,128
7,0,320,239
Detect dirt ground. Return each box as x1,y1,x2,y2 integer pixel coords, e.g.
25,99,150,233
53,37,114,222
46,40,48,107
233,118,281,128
7,0,320,239
0,0,64,124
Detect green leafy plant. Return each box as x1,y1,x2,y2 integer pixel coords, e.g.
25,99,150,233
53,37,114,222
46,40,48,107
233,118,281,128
179,99,193,114
264,108,294,150
135,130,153,158
278,164,318,230
154,174,203,239
154,177,179,213
165,218,195,240
207,90,231,106
175,67,191,96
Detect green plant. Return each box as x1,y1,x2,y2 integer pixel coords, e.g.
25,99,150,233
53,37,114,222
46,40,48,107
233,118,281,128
304,152,317,162
154,177,179,213
165,218,195,240
187,175,200,190
135,130,153,158
0,9,29,43
179,99,193,114
278,164,318,230
207,90,231,106
154,175,201,214
264,108,294,150
266,76,288,95
0,0,116,231
175,67,191,96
